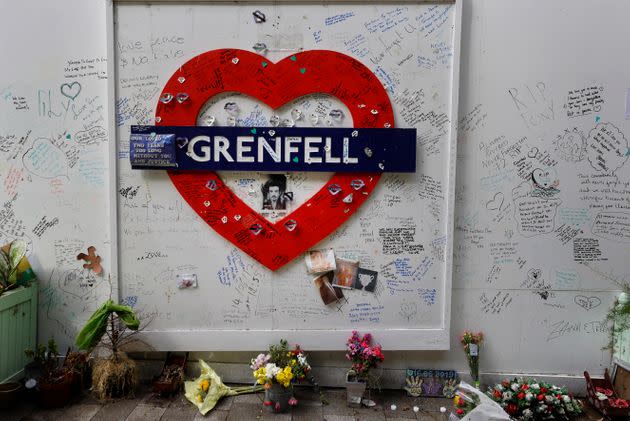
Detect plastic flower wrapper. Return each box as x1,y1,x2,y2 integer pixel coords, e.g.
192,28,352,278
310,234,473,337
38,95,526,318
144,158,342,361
452,381,510,421
185,360,263,415
453,388,480,418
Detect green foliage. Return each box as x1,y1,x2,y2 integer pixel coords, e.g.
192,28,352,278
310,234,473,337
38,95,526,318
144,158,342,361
0,240,27,293
24,337,65,384
75,299,140,350
605,284,630,353
268,339,291,368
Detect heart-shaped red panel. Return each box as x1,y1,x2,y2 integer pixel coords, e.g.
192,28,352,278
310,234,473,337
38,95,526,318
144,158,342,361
156,49,394,270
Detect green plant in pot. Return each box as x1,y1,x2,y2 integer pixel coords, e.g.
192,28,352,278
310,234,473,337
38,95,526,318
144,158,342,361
24,338,73,408
76,299,141,400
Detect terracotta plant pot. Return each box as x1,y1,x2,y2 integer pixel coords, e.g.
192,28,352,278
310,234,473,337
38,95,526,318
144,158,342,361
0,382,22,409
38,373,72,408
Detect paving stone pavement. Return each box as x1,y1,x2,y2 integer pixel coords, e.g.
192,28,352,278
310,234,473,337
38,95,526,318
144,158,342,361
1,384,605,421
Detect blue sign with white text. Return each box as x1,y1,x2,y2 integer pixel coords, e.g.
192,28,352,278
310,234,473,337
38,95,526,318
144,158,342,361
130,125,417,173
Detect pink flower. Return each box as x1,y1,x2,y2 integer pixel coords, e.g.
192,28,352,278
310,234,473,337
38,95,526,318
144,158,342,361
288,397,298,406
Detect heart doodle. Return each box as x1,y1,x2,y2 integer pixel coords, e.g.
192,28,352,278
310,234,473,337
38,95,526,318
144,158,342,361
156,49,394,270
60,82,82,100
574,295,601,310
486,192,504,211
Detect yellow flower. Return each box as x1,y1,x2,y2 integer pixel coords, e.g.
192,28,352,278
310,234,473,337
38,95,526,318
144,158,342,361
275,366,294,388
200,379,210,392
196,394,203,402
454,396,460,406
254,367,268,385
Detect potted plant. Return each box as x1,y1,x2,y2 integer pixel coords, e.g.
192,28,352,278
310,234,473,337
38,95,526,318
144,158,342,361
75,299,141,400
345,331,384,407
63,349,91,394
153,352,188,397
24,338,73,408
251,339,311,413
0,239,37,383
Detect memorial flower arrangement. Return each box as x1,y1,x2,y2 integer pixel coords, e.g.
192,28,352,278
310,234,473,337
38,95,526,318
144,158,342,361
594,387,629,408
345,331,385,381
452,389,480,418
251,339,311,389
487,378,583,420
186,360,262,415
250,339,314,412
460,330,483,388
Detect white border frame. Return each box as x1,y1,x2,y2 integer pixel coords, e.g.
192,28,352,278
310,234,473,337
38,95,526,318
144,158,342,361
106,0,462,351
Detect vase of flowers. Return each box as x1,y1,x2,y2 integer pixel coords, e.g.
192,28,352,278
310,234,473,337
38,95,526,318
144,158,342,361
345,331,384,407
487,378,583,420
251,339,310,413
460,330,483,388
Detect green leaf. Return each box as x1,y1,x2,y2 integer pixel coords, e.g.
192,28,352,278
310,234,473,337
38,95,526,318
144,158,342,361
75,300,140,350
0,250,9,275
9,240,26,268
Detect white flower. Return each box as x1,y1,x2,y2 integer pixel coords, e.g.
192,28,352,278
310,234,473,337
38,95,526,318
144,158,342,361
265,363,280,378
522,409,533,418
526,392,533,401
596,392,608,401
545,395,553,402
511,383,520,391
530,383,540,389
297,354,309,367
502,391,513,400
562,395,571,403
497,384,504,391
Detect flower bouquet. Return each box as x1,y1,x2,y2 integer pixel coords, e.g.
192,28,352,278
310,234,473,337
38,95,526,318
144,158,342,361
453,389,480,418
185,360,263,416
460,330,483,388
487,378,583,420
345,331,384,406
251,339,311,413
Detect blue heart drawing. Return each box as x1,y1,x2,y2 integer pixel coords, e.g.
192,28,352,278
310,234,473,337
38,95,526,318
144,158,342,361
60,82,82,100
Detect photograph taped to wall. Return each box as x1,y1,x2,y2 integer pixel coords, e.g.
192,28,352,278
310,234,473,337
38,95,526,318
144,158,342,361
354,268,378,292
305,248,336,274
260,174,293,220
333,258,359,289
314,271,344,305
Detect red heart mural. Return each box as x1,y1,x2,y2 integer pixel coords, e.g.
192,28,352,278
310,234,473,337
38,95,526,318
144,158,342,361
155,49,394,270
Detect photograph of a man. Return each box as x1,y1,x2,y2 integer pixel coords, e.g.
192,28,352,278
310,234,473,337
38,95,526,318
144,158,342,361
262,175,288,211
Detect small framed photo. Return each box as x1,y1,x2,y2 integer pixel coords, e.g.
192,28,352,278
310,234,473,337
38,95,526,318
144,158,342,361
313,272,344,305
305,249,336,274
354,268,378,292
332,258,359,289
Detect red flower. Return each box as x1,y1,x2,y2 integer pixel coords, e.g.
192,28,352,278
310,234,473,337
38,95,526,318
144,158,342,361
521,384,529,391
507,403,518,415
493,390,502,399
537,394,545,401
502,380,511,388
263,401,273,406
517,392,525,400
540,387,547,394
456,408,464,416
